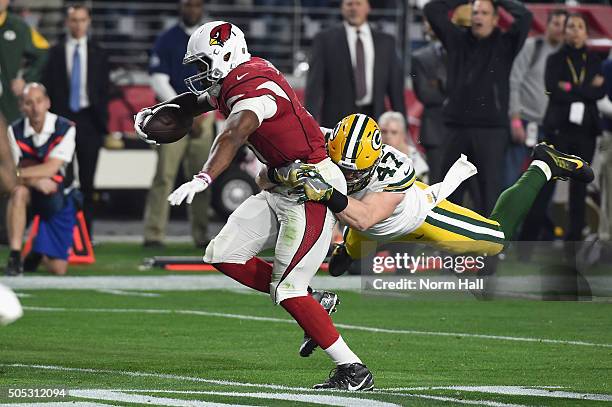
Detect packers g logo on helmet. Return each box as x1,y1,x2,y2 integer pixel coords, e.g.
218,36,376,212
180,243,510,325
327,114,382,194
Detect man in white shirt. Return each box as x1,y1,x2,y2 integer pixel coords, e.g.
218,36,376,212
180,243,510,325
5,83,77,276
305,0,406,128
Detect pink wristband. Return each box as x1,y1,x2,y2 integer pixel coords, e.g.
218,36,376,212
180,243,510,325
511,118,522,128
564,82,572,92
194,171,212,184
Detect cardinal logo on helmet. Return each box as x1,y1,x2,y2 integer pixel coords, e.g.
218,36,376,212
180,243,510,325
209,23,232,47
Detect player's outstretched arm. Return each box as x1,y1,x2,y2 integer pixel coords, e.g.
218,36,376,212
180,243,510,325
296,174,403,231
201,110,258,179
167,110,259,206
337,192,403,231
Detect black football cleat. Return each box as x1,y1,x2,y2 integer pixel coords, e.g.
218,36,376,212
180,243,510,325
5,256,23,277
313,363,374,391
299,290,340,357
533,143,594,183
328,243,353,277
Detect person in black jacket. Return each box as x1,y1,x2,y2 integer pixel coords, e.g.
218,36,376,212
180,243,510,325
424,0,532,215
42,4,110,238
524,13,605,242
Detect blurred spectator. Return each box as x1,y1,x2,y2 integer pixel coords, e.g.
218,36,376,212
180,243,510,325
411,19,447,183
378,111,429,180
142,0,214,248
305,0,405,128
42,4,109,239
510,9,567,245
0,0,49,245
535,13,605,242
598,52,612,240
5,83,77,276
424,0,532,215
0,113,16,192
506,9,567,188
0,0,49,123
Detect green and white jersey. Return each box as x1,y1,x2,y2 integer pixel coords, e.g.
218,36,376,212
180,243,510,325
350,145,429,239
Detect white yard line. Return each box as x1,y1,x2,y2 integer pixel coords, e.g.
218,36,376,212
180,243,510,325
22,306,612,349
96,289,161,297
6,365,612,406
71,389,399,407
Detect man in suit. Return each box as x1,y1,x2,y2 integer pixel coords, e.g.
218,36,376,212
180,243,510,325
42,4,109,239
305,0,405,128
411,19,448,184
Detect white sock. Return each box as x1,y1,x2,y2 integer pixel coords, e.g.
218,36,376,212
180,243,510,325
530,159,552,181
323,336,362,365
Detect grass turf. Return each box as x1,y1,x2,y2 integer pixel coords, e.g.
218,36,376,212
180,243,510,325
1,243,611,405
1,288,611,406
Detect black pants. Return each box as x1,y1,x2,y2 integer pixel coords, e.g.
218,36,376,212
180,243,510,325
424,145,446,184
66,109,103,238
441,126,510,215
520,132,596,242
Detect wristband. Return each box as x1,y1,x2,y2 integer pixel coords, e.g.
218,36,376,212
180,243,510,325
194,171,213,184
325,189,349,213
267,167,280,185
564,82,572,92
511,118,522,129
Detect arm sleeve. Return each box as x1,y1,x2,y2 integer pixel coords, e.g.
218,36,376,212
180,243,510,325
48,126,76,163
151,73,178,101
22,28,49,83
423,0,466,50
231,95,278,126
508,39,533,116
7,127,21,165
498,0,533,57
304,34,325,120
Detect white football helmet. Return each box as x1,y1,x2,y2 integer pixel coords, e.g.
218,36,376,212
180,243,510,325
183,21,251,96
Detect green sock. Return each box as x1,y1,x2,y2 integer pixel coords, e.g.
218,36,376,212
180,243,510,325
489,165,548,240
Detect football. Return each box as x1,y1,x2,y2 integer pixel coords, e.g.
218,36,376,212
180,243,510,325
0,283,23,326
142,104,193,144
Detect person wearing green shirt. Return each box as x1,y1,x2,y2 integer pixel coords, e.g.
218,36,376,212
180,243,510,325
0,0,49,123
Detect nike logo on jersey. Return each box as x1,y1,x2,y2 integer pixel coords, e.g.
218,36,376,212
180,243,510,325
236,73,249,80
347,374,373,391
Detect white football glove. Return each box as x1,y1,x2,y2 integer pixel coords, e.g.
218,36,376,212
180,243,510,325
133,103,181,145
167,172,212,205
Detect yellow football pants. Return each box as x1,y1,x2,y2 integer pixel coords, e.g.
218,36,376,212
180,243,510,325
344,182,506,259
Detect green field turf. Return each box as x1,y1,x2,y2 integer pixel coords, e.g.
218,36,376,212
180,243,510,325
1,285,611,406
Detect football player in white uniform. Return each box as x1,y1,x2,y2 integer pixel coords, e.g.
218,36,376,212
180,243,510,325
264,113,593,356
272,113,594,281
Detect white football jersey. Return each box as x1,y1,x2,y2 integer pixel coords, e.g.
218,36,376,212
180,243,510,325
349,145,430,240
